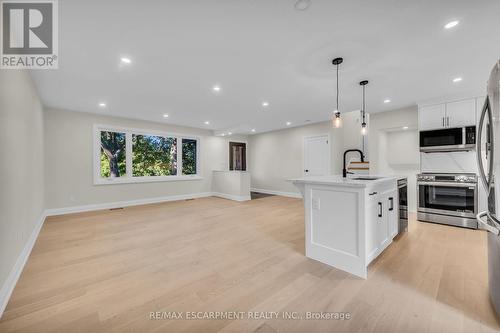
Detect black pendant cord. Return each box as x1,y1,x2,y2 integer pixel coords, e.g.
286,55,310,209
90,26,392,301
362,84,366,124
332,57,343,118
359,80,369,126
336,63,339,113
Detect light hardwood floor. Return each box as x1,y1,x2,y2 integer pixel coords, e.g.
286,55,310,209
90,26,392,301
1,196,499,332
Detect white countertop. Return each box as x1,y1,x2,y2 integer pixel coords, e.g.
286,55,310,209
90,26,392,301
291,175,400,188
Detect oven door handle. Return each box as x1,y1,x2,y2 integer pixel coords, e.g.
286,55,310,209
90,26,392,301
417,181,477,187
477,211,500,235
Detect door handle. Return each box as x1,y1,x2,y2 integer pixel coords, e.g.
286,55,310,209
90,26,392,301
477,96,494,192
304,169,309,172
442,117,445,127
369,191,378,196
389,197,394,211
378,202,383,218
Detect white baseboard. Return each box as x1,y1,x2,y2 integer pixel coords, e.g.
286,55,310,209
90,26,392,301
0,211,46,319
45,192,213,216
251,188,302,199
212,192,251,202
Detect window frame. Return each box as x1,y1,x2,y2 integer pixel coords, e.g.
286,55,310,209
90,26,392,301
93,124,202,185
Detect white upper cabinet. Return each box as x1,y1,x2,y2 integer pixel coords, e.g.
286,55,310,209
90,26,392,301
419,98,478,131
446,99,476,128
419,104,446,130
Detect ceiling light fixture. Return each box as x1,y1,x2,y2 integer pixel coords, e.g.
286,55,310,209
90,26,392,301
384,99,391,103
204,121,210,125
262,101,269,107
294,0,311,11
251,129,256,132
221,133,225,137
212,85,221,92
332,57,343,128
98,102,106,108
286,121,291,126
120,57,132,64
453,77,463,83
403,126,409,130
444,20,459,29
360,80,369,136
163,114,169,118
228,132,232,135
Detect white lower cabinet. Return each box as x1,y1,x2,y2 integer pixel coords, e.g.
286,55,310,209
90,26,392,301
366,187,398,264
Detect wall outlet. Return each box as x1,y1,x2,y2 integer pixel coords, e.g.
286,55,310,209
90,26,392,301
312,198,320,210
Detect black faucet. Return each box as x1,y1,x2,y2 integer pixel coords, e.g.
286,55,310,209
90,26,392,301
343,149,365,178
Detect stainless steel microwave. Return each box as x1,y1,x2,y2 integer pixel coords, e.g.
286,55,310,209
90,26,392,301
419,126,476,152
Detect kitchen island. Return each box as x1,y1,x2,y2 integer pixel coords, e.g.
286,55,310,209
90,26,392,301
292,175,399,278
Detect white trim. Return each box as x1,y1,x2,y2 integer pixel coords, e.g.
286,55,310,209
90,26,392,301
212,192,251,202
251,188,302,199
94,175,203,186
0,211,47,319
93,124,202,185
303,134,331,177
417,94,485,108
45,192,213,216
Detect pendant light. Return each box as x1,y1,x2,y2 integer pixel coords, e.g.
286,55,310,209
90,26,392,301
332,57,343,128
359,80,368,135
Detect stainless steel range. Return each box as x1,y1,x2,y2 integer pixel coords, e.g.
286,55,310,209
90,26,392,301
417,173,478,229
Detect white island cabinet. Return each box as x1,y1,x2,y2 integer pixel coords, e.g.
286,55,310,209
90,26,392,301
292,175,399,279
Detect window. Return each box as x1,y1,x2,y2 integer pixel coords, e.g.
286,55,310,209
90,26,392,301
229,142,246,171
100,131,126,178
182,139,197,175
94,125,200,184
133,135,177,176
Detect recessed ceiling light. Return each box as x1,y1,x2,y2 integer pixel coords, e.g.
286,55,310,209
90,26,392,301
444,20,459,29
228,132,232,135
204,121,210,125
98,102,106,108
163,114,169,118
251,129,256,132
120,57,132,64
453,77,463,83
212,85,221,92
294,0,311,11
262,101,269,107
221,133,225,137
384,99,391,103
403,126,409,130
286,121,291,126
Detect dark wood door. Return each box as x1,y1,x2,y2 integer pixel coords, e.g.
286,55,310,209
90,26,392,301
229,142,246,171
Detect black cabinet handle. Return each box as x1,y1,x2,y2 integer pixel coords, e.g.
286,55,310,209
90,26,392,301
378,202,382,218
369,191,378,196
389,197,394,211
304,169,309,172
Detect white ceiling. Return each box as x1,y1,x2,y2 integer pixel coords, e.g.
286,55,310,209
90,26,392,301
31,0,500,134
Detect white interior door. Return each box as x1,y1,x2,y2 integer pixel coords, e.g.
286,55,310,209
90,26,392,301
304,135,330,176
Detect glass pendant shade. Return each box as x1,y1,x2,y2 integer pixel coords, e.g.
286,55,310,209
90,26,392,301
361,123,367,135
333,111,342,128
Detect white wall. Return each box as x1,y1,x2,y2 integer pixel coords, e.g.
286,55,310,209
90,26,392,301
248,111,364,195
44,109,246,209
0,71,45,297
369,106,419,212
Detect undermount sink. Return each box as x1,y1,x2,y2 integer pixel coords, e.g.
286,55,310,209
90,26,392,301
350,176,382,181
